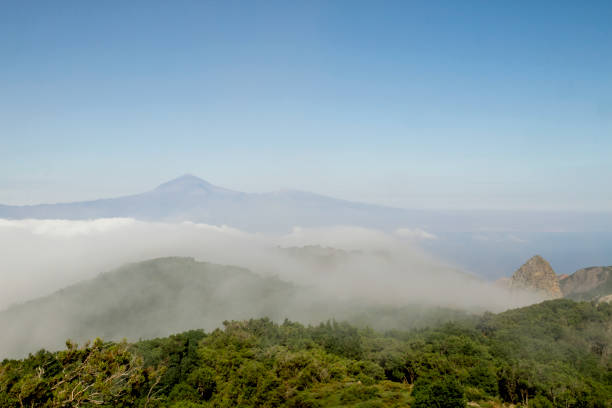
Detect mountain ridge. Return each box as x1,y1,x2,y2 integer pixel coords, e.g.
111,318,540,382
2,175,612,234
560,265,612,301
0,175,405,232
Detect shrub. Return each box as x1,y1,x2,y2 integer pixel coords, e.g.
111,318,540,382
412,377,466,408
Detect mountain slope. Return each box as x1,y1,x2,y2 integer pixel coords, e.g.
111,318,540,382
561,266,612,301
0,256,476,358
0,257,298,357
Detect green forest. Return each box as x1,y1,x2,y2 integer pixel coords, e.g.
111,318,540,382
1,299,611,407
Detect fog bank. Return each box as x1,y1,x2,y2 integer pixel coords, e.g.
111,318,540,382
0,218,541,313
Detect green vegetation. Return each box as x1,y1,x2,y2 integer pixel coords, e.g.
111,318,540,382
1,299,611,407
0,257,475,358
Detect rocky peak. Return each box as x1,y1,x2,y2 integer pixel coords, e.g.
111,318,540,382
154,174,215,192
510,255,562,299
153,174,238,195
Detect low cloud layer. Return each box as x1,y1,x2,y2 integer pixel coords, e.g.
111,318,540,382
395,227,438,240
0,218,542,314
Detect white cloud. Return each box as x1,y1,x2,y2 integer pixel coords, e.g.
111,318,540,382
395,227,437,240
0,218,136,237
0,218,541,313
507,234,527,243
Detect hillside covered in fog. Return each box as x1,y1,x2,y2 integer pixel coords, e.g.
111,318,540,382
0,256,476,358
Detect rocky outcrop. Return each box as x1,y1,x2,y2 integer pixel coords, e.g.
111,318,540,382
510,255,563,299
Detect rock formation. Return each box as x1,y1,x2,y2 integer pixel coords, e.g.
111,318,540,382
510,255,563,299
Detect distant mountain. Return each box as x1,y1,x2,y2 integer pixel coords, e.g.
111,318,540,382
0,175,407,232
2,174,612,235
560,266,612,301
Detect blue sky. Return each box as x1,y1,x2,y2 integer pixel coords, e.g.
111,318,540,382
1,0,611,210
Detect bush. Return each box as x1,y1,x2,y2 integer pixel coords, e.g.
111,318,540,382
464,386,486,402
170,402,207,408
287,393,322,408
529,394,553,408
168,383,200,403
187,367,216,400
339,384,381,403
467,364,498,396
412,377,466,408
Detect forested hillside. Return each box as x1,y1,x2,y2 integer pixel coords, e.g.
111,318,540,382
0,257,298,357
1,299,610,407
0,257,473,358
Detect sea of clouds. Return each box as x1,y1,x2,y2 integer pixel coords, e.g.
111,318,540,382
0,218,544,314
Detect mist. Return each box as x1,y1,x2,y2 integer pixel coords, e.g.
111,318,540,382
0,218,541,314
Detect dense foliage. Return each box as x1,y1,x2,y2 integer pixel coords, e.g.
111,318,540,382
1,299,610,407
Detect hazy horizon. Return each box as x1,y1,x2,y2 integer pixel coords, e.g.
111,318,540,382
3,173,612,214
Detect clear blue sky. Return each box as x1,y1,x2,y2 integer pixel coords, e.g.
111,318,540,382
1,0,611,210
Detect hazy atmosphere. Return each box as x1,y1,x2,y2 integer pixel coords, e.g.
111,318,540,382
1,2,611,407
1,1,611,210
0,216,543,312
